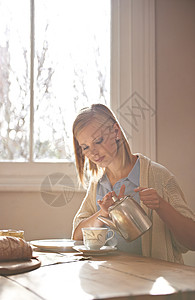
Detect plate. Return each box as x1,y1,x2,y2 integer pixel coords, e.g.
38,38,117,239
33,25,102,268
0,258,41,275
30,239,83,252
73,245,117,255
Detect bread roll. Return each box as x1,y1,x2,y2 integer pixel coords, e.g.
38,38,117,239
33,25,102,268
0,236,32,261
0,229,24,239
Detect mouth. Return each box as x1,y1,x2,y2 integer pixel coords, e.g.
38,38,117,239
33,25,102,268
94,156,105,163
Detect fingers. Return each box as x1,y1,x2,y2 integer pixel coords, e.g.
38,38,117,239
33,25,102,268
134,187,145,192
98,192,112,202
99,186,162,211
134,187,161,210
111,185,125,201
97,192,114,214
118,184,126,199
98,185,126,211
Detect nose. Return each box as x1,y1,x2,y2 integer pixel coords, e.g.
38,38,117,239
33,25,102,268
90,145,99,157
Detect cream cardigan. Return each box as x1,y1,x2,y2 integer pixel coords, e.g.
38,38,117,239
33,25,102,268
72,154,195,264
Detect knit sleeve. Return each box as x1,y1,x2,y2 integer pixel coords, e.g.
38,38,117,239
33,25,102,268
163,176,195,252
164,176,195,220
71,181,97,238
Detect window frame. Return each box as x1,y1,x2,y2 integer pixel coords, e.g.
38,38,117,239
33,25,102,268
0,0,156,192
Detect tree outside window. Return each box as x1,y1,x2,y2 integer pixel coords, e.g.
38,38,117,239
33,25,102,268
0,0,110,162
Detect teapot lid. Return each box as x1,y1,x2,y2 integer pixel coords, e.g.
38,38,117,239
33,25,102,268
108,195,127,212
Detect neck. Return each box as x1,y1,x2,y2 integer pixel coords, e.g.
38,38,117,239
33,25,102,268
106,154,137,186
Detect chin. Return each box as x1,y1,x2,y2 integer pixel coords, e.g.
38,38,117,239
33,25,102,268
99,160,111,168
94,160,107,168
95,162,106,168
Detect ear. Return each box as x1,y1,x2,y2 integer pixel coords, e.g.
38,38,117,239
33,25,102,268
113,123,121,140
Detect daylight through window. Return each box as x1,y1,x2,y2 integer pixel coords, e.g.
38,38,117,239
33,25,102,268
0,0,110,162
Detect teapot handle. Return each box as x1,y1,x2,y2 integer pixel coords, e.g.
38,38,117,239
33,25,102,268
97,216,118,232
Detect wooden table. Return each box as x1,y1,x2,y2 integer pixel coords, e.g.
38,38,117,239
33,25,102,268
0,250,195,300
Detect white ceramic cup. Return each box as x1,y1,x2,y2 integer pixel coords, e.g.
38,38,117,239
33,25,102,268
82,227,115,250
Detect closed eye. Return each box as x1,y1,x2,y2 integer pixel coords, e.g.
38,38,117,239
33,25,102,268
81,137,103,152
82,146,89,151
95,137,103,144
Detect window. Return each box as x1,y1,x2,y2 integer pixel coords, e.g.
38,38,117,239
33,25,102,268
0,0,156,191
0,0,110,162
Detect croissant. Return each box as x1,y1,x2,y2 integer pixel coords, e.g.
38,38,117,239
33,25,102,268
0,236,32,261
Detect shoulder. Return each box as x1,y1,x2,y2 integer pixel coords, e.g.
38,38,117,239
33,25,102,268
150,160,173,177
85,178,99,197
137,153,174,182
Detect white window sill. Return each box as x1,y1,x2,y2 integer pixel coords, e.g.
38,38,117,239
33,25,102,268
0,162,85,193
0,176,84,193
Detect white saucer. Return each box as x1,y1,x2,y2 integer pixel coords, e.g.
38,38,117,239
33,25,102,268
73,245,117,255
30,239,83,252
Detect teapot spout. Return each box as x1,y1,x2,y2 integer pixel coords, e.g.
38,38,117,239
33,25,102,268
97,216,118,232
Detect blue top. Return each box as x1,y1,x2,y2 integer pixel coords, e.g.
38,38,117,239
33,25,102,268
96,157,142,254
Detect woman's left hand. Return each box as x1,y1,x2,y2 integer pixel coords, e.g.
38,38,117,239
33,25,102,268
135,187,195,250
134,187,162,210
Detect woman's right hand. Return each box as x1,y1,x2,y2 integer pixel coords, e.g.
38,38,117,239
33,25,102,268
97,184,126,216
97,192,114,216
73,185,126,240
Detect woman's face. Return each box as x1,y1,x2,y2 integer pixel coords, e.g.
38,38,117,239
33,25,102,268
77,120,120,168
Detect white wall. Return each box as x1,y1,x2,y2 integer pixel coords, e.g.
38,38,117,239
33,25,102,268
156,0,195,266
0,191,85,241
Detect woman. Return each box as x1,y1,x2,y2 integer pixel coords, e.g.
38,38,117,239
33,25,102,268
72,104,195,263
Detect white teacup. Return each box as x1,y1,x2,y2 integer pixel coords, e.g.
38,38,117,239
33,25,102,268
82,227,115,250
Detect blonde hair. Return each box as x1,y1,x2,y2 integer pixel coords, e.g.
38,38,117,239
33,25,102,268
72,104,132,186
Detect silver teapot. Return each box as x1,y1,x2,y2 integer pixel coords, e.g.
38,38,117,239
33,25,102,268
97,194,152,242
